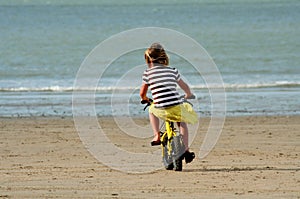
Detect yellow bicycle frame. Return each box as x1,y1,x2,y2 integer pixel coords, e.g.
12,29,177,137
161,121,177,156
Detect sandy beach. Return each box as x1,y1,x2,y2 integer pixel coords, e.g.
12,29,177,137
0,116,299,198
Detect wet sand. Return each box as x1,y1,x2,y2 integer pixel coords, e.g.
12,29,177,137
0,116,299,198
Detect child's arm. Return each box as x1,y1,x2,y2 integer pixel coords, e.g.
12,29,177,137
140,83,150,101
178,79,193,99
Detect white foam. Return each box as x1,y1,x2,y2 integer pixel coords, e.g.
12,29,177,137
0,81,299,92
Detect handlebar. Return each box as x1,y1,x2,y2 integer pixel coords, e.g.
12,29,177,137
141,98,153,111
180,94,196,100
141,99,153,104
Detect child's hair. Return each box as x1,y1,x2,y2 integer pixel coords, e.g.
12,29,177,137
144,43,169,66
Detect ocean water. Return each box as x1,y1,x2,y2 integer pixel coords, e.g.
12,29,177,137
0,0,299,117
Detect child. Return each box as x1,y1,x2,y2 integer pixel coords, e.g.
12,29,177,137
140,43,198,163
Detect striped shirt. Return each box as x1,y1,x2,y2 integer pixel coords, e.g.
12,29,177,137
142,66,182,108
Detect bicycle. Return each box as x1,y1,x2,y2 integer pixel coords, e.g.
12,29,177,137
141,95,196,171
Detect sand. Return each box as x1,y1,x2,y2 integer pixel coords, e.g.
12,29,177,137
0,116,299,198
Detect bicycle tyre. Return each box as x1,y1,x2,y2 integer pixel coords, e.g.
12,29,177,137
162,145,174,170
172,135,185,171
174,157,182,171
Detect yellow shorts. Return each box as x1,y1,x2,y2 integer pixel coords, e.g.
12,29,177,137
149,102,198,124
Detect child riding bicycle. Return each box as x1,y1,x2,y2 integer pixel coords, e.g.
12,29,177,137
140,43,198,164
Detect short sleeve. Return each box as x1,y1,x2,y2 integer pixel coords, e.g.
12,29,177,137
174,68,181,81
142,70,149,85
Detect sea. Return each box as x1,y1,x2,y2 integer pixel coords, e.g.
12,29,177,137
0,0,299,117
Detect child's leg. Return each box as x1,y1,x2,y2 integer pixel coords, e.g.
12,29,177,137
178,122,195,163
177,122,189,151
149,112,160,141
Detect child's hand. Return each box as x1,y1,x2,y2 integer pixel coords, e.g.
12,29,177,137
141,97,152,104
184,94,196,99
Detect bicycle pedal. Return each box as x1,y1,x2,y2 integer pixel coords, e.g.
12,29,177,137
150,140,161,146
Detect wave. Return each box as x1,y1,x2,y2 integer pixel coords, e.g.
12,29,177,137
195,81,300,90
0,81,299,92
0,86,135,92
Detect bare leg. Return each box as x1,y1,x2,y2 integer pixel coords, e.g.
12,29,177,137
177,122,195,163
177,122,189,151
149,112,160,141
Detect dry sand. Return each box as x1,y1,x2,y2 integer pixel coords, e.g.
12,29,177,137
0,116,299,198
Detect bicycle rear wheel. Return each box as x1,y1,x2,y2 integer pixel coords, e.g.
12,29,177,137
162,145,174,170
172,135,185,171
